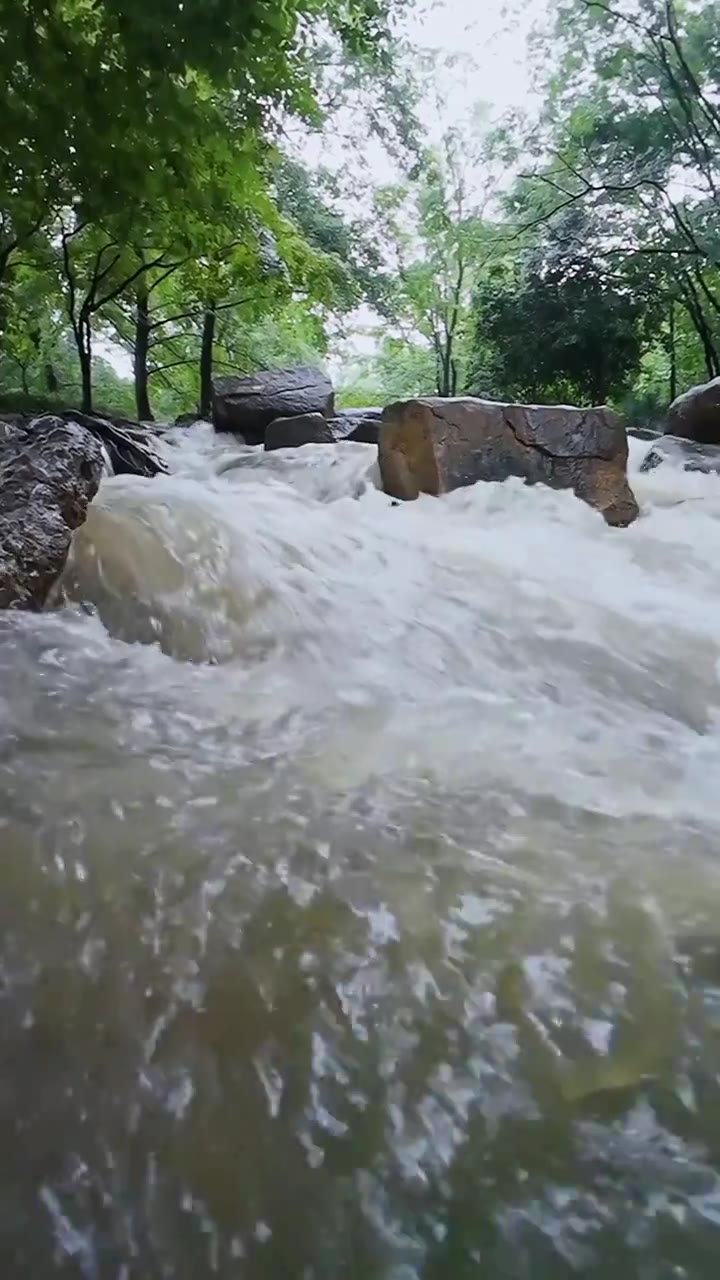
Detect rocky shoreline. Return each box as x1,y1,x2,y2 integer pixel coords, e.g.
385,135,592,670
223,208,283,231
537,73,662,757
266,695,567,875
2,367,719,612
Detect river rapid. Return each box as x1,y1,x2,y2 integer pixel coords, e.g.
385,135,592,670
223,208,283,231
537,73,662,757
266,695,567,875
3,425,720,1277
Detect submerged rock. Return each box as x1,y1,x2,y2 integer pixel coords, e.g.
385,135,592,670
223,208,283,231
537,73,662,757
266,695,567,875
627,426,662,442
379,397,639,526
265,412,337,451
0,416,103,608
331,408,383,445
213,366,334,444
640,434,720,475
666,376,720,444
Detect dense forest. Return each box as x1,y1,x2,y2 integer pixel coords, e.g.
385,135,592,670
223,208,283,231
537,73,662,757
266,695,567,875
0,0,718,424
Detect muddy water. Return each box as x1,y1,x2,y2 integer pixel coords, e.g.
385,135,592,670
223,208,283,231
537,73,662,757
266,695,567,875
3,426,720,1276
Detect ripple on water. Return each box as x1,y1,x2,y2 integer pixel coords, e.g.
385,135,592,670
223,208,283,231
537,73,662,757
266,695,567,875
2,431,720,1275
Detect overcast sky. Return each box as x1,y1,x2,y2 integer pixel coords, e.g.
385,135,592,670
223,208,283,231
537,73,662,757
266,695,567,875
405,0,547,122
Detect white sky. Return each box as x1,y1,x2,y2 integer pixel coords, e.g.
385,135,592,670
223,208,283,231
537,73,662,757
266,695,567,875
405,0,547,122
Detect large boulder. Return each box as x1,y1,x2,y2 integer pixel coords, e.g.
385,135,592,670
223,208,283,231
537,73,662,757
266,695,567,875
640,434,720,475
331,407,383,445
0,416,103,609
265,413,337,452
212,366,334,444
378,398,639,527
666,376,720,444
0,408,167,477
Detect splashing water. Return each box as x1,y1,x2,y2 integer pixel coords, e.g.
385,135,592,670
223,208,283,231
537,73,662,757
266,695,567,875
4,425,720,1277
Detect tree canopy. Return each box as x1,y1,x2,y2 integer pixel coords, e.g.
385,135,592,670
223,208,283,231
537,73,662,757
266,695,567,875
2,0,717,422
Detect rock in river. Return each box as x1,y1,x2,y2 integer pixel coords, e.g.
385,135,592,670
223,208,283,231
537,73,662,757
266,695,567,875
379,397,639,526
213,366,335,445
265,413,337,452
330,408,383,445
0,415,103,609
666,376,720,445
640,433,720,475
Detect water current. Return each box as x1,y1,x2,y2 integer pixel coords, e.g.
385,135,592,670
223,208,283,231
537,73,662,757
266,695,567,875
3,424,720,1277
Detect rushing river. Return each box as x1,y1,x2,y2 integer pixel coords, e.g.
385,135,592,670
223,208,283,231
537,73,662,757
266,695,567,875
4,425,720,1278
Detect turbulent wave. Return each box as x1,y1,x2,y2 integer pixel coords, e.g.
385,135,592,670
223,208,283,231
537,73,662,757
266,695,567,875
3,425,720,1277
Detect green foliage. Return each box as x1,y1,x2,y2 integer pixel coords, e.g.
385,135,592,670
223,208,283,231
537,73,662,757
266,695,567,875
0,0,402,226
0,0,408,416
273,157,390,313
0,356,136,421
372,128,498,397
468,210,649,405
519,0,720,401
338,337,436,406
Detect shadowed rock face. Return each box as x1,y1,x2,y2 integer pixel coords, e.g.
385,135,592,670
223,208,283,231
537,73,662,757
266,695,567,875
379,397,639,527
330,408,383,445
213,367,334,444
641,434,720,475
0,416,103,609
264,413,337,451
666,376,720,445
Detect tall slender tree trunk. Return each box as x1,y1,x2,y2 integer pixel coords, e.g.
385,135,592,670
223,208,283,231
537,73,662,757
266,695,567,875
668,301,677,402
76,314,93,413
134,284,153,421
199,302,216,419
437,345,452,397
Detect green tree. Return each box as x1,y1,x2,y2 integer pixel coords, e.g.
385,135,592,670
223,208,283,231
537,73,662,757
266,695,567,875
374,129,496,396
0,0,405,371
468,209,650,404
518,0,720,389
338,337,436,405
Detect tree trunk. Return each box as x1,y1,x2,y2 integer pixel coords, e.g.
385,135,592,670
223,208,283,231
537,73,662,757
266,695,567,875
437,343,453,397
199,302,216,419
76,314,93,414
134,284,153,421
668,301,677,403
680,276,720,379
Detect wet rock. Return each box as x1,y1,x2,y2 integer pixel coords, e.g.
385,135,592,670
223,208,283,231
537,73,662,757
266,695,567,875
331,408,383,445
54,411,168,476
0,408,168,477
379,397,639,527
666,376,720,444
265,413,337,452
628,426,662,442
0,415,103,608
640,434,720,475
213,366,334,444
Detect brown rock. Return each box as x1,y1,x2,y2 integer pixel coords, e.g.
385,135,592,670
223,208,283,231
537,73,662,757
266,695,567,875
0,416,103,609
378,398,638,526
666,376,720,445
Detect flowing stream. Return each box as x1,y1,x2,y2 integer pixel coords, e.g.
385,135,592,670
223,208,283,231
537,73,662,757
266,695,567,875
4,425,720,1277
